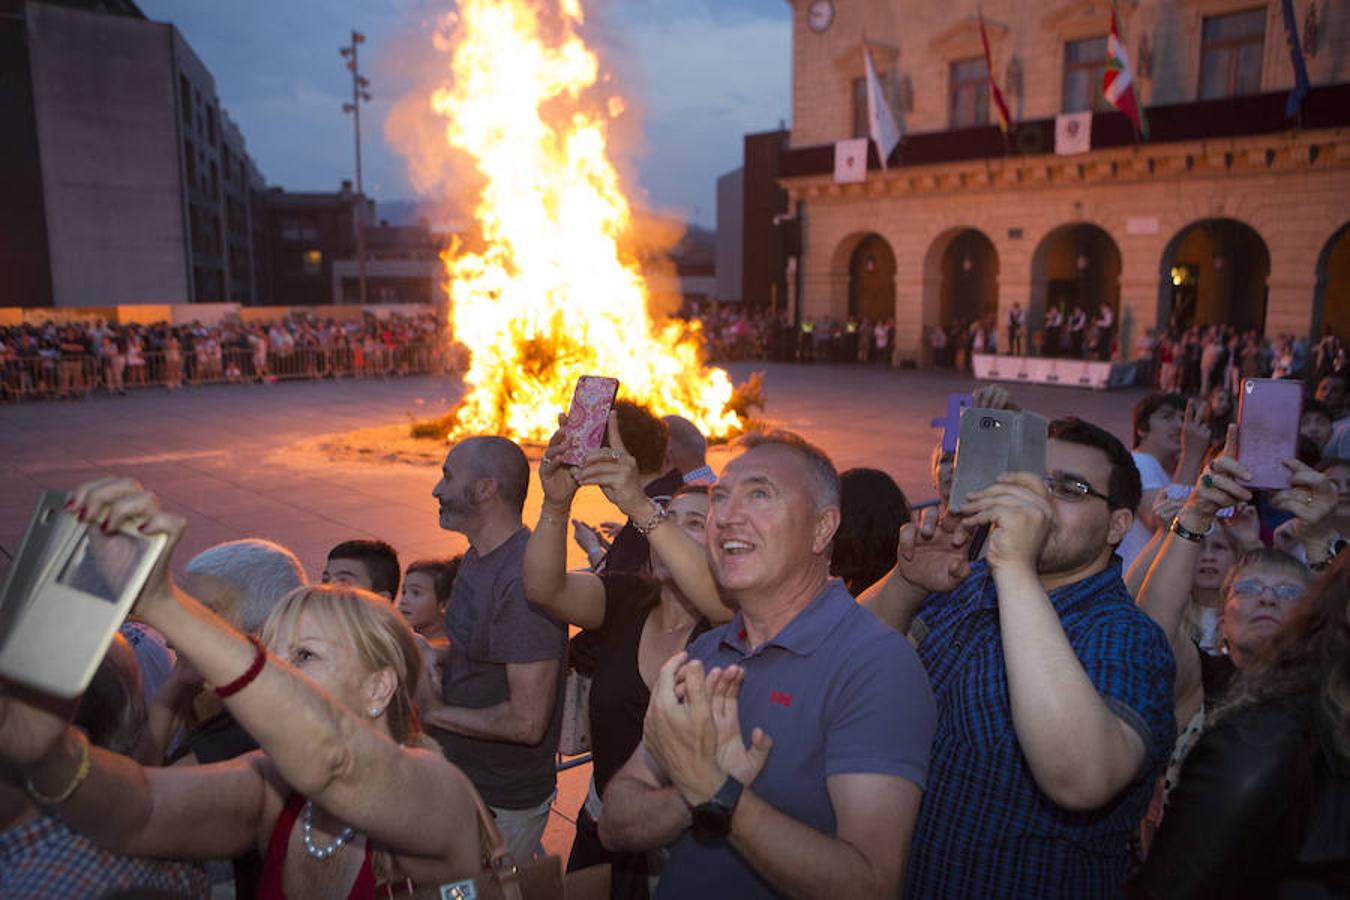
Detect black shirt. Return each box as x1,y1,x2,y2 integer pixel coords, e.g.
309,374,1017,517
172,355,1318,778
601,470,686,576
588,573,709,793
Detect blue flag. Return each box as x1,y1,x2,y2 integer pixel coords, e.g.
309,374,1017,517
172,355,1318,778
1281,0,1311,118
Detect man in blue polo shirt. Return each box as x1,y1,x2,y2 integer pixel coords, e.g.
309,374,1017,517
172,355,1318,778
864,416,1176,897
599,431,936,898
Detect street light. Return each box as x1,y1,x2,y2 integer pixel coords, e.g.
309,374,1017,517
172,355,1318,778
340,30,371,306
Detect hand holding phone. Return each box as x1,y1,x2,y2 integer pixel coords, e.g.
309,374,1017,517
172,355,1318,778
949,409,1049,513
0,492,169,698
559,376,620,467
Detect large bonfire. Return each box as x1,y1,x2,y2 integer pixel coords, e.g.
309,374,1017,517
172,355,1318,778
422,0,742,443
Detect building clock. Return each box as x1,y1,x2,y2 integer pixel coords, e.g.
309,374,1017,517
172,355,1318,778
807,0,835,34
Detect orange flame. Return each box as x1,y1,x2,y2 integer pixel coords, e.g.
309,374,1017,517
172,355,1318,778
422,0,740,443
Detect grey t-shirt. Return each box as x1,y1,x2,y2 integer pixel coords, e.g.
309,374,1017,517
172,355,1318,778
435,527,567,809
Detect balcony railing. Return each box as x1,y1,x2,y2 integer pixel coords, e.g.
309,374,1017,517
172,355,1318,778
780,83,1350,180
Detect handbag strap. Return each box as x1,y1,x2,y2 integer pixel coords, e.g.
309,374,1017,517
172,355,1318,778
474,792,524,900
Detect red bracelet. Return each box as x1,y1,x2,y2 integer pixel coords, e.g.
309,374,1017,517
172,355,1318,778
215,635,267,698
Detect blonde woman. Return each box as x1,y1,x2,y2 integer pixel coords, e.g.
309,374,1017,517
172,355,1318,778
0,478,483,899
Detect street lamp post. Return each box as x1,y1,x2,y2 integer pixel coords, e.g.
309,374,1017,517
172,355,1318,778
340,31,372,306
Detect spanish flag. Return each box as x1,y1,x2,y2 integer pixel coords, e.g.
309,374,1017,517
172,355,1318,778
977,10,1012,133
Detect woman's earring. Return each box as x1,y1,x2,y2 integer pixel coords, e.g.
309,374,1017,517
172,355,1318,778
369,707,381,718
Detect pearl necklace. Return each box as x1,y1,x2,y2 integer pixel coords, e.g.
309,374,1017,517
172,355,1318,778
302,800,358,861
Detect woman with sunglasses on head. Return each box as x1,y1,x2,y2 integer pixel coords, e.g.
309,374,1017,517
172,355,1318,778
0,478,484,899
1134,425,1337,846
1128,552,1350,899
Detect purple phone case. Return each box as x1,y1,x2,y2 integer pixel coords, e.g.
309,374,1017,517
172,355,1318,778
559,376,619,466
932,394,973,453
1236,379,1303,490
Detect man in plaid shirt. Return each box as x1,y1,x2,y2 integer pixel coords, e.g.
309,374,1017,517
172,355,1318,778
865,417,1176,897
0,636,206,899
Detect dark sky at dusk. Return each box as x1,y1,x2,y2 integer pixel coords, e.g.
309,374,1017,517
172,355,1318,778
134,0,791,228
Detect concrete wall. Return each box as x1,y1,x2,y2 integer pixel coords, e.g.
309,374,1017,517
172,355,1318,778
788,0,1350,148
27,3,189,307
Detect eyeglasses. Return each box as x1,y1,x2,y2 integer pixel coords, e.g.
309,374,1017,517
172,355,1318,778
1044,473,1111,504
1231,579,1305,602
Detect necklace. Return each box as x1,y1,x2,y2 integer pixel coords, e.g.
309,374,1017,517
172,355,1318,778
302,800,358,861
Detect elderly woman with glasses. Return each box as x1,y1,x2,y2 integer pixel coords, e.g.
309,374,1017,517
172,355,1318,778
1134,425,1337,845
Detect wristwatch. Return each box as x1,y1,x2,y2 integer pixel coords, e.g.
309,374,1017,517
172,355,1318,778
690,776,743,841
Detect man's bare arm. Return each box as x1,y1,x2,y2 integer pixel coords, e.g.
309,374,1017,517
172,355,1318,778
421,659,558,744
729,773,921,900
598,744,691,852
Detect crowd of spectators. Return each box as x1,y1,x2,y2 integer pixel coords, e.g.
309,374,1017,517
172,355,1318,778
2,369,1348,899
0,311,447,401
1132,326,1348,394
691,306,898,365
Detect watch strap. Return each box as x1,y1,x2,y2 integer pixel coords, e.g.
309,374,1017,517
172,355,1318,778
1170,517,1215,543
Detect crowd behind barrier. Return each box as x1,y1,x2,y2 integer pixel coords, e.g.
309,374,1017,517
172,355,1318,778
690,306,900,364
0,312,450,401
688,304,1350,385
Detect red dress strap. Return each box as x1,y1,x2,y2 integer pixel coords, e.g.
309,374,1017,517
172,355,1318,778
256,793,377,900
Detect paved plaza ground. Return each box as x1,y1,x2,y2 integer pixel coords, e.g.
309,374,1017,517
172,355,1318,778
0,362,1148,857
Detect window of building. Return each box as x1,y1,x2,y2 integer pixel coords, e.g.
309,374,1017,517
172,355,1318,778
949,57,989,129
1062,36,1111,112
1199,8,1265,99
851,71,902,139
210,161,219,198
850,77,869,138
303,249,323,273
281,218,320,242
179,75,192,124
206,106,217,146
184,140,197,190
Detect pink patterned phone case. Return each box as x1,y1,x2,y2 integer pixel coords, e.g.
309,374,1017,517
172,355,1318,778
559,376,620,466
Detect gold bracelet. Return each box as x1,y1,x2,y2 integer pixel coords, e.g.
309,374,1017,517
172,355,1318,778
25,729,92,806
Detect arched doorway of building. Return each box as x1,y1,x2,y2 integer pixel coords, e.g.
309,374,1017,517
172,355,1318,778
938,229,1000,334
1030,223,1122,358
1159,219,1270,334
1315,223,1350,343
847,234,897,324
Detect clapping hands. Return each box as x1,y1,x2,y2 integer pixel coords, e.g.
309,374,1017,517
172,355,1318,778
645,653,772,808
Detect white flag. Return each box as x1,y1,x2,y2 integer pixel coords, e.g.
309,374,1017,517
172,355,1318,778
1054,111,1092,155
834,138,868,183
864,48,901,170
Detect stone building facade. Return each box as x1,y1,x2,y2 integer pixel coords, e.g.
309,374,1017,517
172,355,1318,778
779,0,1350,363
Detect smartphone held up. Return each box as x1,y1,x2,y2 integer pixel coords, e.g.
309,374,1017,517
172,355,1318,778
0,491,168,698
1235,378,1303,490
948,409,1050,514
558,375,620,467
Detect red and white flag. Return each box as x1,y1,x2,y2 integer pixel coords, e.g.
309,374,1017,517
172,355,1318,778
1103,5,1149,138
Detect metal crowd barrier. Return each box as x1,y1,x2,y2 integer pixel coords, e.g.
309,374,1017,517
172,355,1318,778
0,341,449,401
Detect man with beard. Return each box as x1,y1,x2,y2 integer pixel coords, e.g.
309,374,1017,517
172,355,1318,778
864,417,1176,898
420,436,567,864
